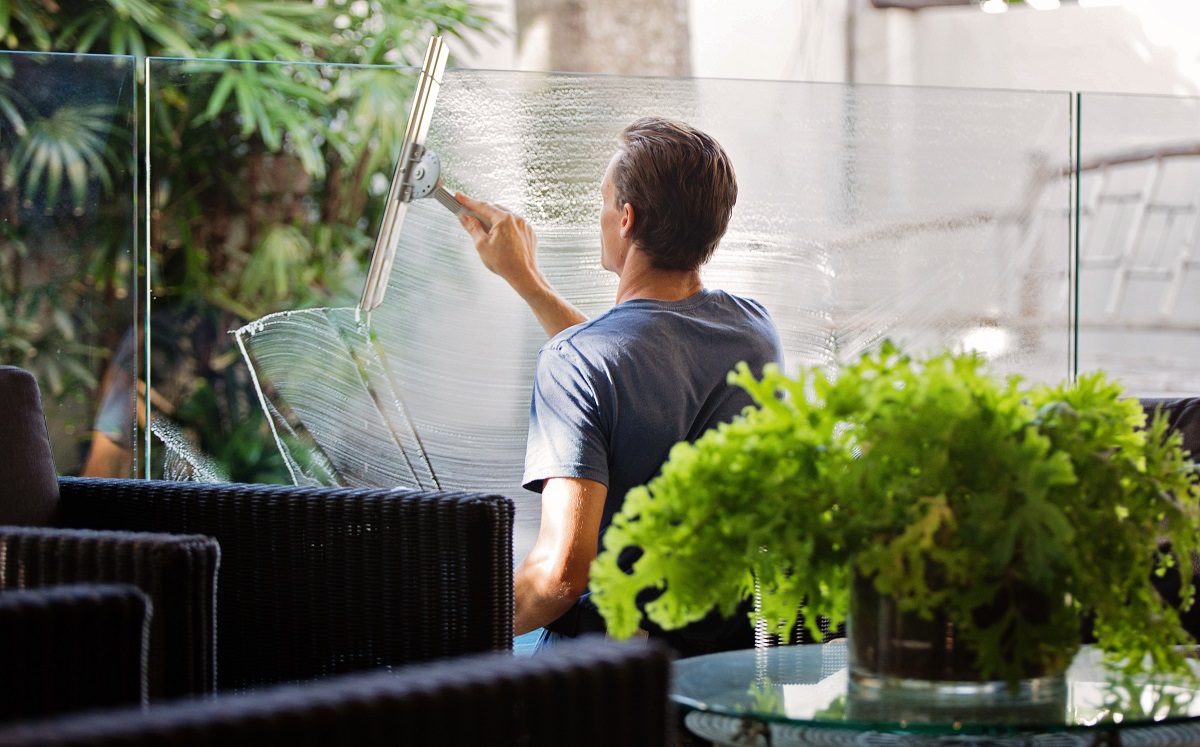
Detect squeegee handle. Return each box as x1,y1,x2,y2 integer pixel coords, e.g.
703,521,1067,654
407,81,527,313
431,183,493,233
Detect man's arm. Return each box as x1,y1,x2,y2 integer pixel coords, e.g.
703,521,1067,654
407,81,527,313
513,476,607,636
455,192,587,338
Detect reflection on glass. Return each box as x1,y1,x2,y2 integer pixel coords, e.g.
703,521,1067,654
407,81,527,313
1076,93,1200,396
144,58,419,483
0,52,137,477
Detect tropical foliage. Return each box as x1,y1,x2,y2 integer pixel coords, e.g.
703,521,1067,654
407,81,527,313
0,0,496,477
591,342,1200,684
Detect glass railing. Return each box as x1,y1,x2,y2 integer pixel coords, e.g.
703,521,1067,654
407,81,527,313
142,57,419,484
1075,92,1200,396
148,63,1077,561
5,51,1197,556
157,64,1080,562
0,51,138,477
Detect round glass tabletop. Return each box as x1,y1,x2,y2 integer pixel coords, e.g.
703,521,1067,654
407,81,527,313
672,642,1200,737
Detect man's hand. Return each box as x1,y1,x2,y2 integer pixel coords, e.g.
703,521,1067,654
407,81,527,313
455,193,541,294
455,192,587,338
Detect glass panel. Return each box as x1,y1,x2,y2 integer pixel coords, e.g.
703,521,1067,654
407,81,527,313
215,68,1073,562
1076,92,1200,397
0,52,138,477
144,57,419,483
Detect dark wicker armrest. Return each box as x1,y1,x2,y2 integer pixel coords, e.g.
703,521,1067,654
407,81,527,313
0,526,217,699
0,584,149,723
0,637,670,747
59,478,514,690
1140,397,1200,458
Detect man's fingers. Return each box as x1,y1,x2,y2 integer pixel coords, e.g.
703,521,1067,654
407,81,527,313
455,192,506,222
458,212,488,242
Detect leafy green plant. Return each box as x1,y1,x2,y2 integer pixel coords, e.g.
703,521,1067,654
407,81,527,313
591,342,1200,684
1,0,497,478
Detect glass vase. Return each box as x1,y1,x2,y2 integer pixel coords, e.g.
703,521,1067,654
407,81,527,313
847,572,1068,714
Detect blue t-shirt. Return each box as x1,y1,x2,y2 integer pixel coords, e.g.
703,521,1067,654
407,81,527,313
523,288,784,535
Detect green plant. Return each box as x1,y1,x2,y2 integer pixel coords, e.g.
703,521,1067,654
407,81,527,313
591,342,1200,684
1,0,497,478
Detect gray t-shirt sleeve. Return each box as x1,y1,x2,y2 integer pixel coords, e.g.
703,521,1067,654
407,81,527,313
522,343,611,493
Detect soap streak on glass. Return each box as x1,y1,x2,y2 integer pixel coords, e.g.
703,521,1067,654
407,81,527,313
235,70,1074,567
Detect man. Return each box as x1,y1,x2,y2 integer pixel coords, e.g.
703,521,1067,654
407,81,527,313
455,116,782,655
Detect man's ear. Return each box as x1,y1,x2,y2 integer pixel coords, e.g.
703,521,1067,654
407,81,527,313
619,202,635,239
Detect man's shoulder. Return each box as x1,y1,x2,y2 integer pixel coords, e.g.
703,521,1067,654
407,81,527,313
537,315,613,369
706,288,772,315
542,311,615,350
545,290,775,345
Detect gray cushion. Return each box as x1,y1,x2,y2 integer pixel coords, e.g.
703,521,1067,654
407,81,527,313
0,366,60,525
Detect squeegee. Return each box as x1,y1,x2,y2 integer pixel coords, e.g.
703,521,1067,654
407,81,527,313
359,36,492,312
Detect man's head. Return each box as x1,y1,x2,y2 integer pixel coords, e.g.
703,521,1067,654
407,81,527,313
604,117,738,272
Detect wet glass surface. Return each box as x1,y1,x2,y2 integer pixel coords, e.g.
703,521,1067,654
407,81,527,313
222,69,1074,559
674,643,1200,736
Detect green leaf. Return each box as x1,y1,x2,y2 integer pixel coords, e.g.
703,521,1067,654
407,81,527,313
203,72,237,121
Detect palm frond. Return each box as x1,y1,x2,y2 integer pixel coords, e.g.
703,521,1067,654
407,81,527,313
4,103,121,209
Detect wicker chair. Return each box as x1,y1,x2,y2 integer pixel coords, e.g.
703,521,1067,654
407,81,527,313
59,478,515,692
0,636,671,747
0,526,217,699
1,364,515,704
0,584,150,723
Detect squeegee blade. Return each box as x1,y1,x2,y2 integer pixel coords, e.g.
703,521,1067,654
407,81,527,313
358,36,450,312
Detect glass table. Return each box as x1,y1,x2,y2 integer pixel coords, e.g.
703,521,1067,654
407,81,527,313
672,642,1200,746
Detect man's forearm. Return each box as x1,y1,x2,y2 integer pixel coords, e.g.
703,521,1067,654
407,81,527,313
512,477,605,636
512,556,585,636
513,276,587,338
455,192,585,337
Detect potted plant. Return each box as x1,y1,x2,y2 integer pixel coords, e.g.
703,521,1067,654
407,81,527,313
591,342,1200,690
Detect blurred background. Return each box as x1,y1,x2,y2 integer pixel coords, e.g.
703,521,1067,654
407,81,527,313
1,0,1196,502
456,0,1200,94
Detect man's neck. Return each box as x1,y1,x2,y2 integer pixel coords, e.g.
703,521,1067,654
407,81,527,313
614,250,703,305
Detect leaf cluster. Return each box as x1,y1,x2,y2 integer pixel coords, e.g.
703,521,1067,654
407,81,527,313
2,0,499,318
0,0,497,477
591,342,1200,683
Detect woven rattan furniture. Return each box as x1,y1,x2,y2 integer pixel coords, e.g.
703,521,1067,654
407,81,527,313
0,527,216,699
58,478,515,692
1,364,516,708
0,636,670,747
0,583,150,723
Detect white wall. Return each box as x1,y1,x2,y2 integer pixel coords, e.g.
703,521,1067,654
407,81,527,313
453,0,852,81
452,4,518,71
687,0,848,81
898,1,1200,96
454,0,1200,97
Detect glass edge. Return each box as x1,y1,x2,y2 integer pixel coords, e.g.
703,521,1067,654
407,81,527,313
142,55,152,480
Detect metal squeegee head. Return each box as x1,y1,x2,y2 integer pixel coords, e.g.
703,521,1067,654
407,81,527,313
358,37,449,313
